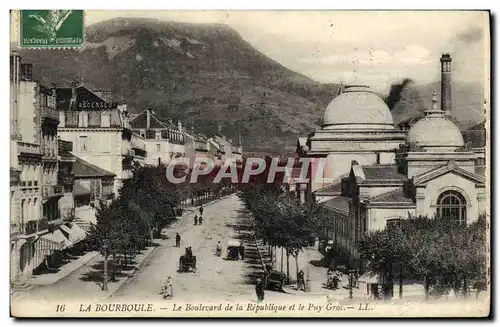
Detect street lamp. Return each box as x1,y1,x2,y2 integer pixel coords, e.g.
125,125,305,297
102,243,108,291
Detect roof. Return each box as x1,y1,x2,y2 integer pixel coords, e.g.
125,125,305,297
74,181,91,196
314,178,344,194
369,188,415,204
322,196,350,213
361,165,407,181
322,86,394,130
73,156,115,178
56,85,118,111
130,110,177,129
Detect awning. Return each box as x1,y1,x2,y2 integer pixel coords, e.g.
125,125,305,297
52,229,73,249
70,223,88,239
358,271,379,284
40,233,65,251
60,223,87,244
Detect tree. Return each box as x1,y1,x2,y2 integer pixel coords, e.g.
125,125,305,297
357,214,489,300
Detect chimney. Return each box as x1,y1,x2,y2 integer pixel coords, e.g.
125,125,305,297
440,53,452,118
146,110,151,128
178,121,183,132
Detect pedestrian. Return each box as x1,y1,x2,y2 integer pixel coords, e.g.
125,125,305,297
175,233,181,247
255,278,265,302
199,216,203,225
239,245,245,260
194,215,198,225
199,205,204,216
162,276,173,299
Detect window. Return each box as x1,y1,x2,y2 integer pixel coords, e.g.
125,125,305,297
156,144,161,152
436,190,467,225
101,113,111,127
79,136,89,151
78,112,89,127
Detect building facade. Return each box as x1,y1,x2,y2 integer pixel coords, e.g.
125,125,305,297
130,110,186,166
298,54,488,264
56,84,146,195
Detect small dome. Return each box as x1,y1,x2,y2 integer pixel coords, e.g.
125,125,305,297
322,85,394,130
406,91,464,151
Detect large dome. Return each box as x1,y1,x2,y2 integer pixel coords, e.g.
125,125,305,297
322,86,394,130
406,114,464,151
406,91,464,152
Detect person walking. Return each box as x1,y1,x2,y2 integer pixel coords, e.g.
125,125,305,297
194,215,198,225
161,276,173,299
199,216,203,225
199,205,204,216
255,278,265,302
175,233,181,247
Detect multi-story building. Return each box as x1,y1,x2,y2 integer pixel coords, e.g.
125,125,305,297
56,84,146,195
10,52,60,283
130,109,186,166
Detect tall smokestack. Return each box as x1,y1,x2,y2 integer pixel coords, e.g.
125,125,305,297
440,53,452,118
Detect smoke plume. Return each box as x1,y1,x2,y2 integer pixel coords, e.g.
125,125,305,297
386,78,414,110
456,27,483,44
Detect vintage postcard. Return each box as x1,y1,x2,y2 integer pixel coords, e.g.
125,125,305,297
9,10,490,318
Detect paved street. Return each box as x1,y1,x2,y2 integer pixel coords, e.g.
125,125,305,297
109,194,262,302
16,195,265,303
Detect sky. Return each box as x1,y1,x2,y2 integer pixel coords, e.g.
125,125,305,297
11,10,489,93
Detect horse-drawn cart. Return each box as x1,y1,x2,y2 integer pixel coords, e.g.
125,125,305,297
179,247,197,272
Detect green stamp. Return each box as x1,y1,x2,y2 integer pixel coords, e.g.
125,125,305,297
20,10,84,48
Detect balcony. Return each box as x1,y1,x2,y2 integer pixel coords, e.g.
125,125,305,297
42,185,64,199
20,220,38,236
41,105,59,122
10,168,21,185
18,142,41,156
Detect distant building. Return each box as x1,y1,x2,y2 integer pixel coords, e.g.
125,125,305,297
130,110,186,166
56,84,146,195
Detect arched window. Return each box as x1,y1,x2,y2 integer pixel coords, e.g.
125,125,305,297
437,190,467,225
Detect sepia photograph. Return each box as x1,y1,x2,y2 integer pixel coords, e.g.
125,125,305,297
8,9,490,318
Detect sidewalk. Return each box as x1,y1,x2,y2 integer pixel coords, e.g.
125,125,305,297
28,251,99,285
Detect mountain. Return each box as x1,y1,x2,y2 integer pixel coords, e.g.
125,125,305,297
16,17,339,152
15,17,484,151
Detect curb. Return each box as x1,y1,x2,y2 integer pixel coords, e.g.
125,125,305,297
102,242,162,300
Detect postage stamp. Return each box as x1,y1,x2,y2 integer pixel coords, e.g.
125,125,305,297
20,10,84,48
9,10,490,318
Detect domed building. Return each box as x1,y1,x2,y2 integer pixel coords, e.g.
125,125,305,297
296,85,407,202
296,54,487,266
